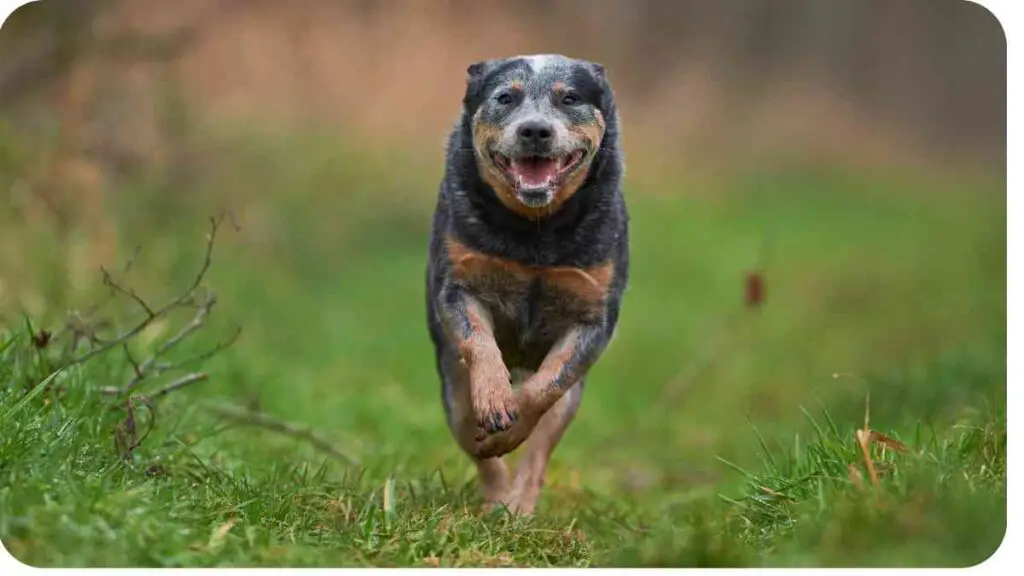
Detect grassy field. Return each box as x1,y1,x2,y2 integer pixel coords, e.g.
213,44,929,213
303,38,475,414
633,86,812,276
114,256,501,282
0,128,1007,567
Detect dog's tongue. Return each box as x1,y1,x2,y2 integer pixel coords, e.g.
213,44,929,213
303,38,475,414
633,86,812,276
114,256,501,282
510,157,560,187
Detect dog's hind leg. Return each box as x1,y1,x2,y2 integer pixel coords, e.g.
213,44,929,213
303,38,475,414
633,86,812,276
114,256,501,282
476,457,512,510
506,379,585,515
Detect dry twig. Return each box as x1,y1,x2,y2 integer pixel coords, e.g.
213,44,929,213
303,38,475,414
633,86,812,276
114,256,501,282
62,213,237,371
207,403,360,466
55,213,241,459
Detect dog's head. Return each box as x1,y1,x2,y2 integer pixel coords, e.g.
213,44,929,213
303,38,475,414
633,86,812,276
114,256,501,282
461,54,615,216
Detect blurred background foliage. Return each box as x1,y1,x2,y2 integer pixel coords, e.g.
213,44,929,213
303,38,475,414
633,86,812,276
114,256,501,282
0,0,1006,311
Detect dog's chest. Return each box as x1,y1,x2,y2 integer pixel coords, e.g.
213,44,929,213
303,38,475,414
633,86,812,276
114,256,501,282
447,237,611,357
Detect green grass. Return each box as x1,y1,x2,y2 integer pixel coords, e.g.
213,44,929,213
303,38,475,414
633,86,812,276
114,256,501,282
0,128,1007,567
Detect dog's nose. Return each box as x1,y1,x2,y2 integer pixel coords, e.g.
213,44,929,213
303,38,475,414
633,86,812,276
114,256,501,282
516,121,554,145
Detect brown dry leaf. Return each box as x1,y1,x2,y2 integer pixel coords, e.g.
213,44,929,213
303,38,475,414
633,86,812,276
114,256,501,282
869,430,909,454
421,556,441,567
745,270,766,308
855,429,879,486
207,518,237,550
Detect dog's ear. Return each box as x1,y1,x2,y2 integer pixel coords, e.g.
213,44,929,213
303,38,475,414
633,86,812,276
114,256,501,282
467,60,491,78
588,61,609,94
463,59,499,109
587,61,614,113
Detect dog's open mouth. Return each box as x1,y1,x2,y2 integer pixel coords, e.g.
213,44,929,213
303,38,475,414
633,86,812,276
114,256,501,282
493,150,585,192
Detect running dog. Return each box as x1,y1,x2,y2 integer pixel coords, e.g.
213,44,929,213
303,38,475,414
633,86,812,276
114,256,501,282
425,54,629,515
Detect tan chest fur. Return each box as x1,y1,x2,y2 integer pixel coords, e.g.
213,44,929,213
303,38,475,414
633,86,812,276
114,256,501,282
445,236,613,327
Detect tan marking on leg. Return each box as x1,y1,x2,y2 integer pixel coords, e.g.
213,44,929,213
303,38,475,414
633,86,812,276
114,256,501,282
457,299,517,438
441,352,476,448
478,457,512,511
434,273,516,443
475,322,597,461
441,356,513,510
466,345,516,436
474,325,596,460
526,331,579,402
507,382,584,515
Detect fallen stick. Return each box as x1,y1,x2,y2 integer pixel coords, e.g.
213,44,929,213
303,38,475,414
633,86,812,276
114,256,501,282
206,403,360,466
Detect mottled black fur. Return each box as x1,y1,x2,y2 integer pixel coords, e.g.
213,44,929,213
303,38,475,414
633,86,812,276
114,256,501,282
425,54,629,460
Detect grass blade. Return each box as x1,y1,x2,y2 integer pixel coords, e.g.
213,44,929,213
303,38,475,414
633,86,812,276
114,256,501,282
799,405,827,440
748,417,778,470
0,332,20,356
1,366,65,422
716,455,755,479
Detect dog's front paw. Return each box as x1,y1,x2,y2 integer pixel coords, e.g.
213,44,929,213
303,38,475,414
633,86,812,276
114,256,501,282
471,376,519,434
473,413,536,459
466,346,518,434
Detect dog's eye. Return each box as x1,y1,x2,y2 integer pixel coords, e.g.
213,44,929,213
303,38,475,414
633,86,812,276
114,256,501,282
561,93,580,106
495,92,513,105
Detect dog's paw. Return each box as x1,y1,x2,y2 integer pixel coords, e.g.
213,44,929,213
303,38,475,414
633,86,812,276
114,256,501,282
472,381,519,435
467,349,518,435
473,412,536,459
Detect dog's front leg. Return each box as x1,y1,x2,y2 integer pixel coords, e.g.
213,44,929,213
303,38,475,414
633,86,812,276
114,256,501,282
474,323,606,459
437,285,518,444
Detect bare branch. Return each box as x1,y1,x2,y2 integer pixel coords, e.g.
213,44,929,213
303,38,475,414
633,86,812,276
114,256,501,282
150,372,208,400
154,292,215,357
51,247,143,346
60,212,235,370
207,404,360,466
43,213,241,459
149,325,243,380
102,266,154,318
122,245,143,275
121,342,143,379
122,292,218,392
180,212,239,299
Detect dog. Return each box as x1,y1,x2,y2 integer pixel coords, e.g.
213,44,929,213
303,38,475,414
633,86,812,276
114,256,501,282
425,54,629,515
